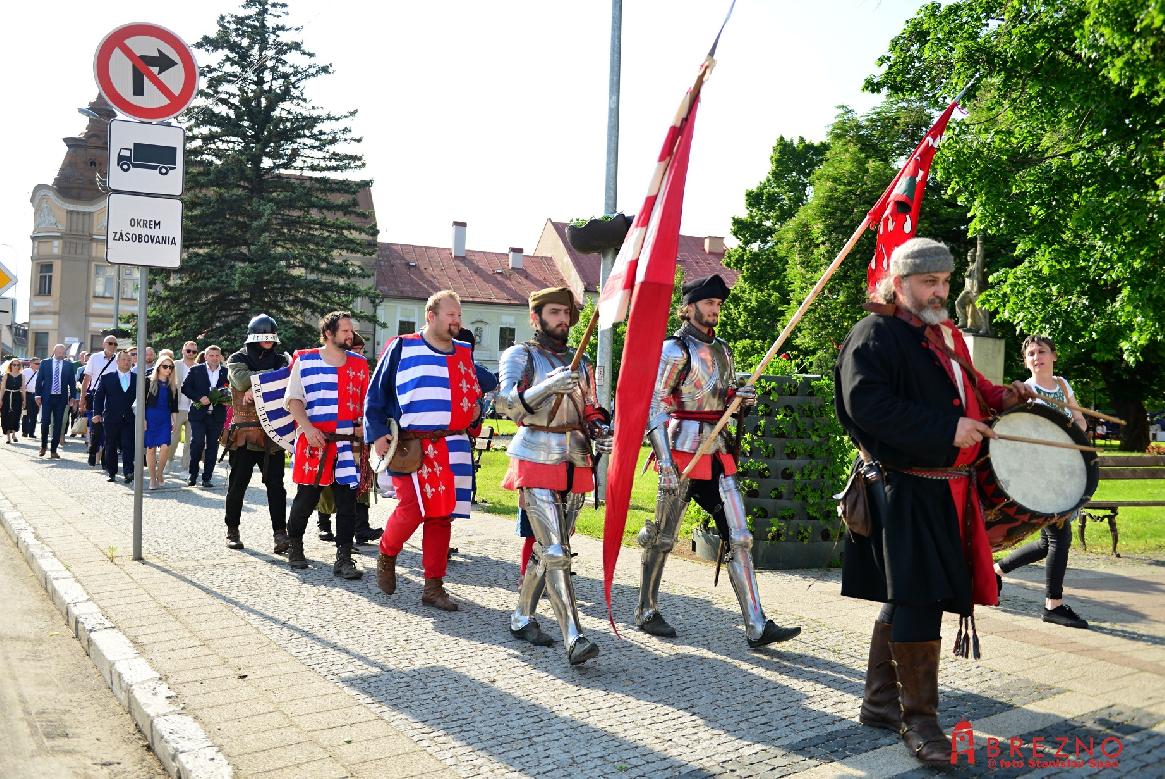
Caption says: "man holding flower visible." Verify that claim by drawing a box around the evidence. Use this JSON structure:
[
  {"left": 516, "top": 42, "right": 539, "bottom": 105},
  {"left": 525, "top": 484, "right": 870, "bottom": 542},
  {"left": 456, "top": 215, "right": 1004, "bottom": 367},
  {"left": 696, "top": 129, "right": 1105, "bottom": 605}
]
[{"left": 181, "top": 344, "right": 230, "bottom": 488}]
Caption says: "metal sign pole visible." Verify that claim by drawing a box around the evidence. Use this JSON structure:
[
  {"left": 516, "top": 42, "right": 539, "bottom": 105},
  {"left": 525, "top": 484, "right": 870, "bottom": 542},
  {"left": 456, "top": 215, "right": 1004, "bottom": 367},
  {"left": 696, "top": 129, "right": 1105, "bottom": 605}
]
[{"left": 132, "top": 267, "right": 147, "bottom": 560}]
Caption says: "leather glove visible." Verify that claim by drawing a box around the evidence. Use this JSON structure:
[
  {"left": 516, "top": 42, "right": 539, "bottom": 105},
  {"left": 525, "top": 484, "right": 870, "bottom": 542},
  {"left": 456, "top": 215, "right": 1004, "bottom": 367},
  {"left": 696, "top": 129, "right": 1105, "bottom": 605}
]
[
  {"left": 522, "top": 366, "right": 580, "bottom": 409},
  {"left": 657, "top": 463, "right": 681, "bottom": 494},
  {"left": 734, "top": 383, "right": 758, "bottom": 407}
]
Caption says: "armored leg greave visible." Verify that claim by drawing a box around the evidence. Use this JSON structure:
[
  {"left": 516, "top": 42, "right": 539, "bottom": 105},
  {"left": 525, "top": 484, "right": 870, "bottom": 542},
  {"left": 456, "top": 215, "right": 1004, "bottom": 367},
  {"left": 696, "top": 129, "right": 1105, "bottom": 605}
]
[
  {"left": 512, "top": 488, "right": 587, "bottom": 655},
  {"left": 720, "top": 475, "right": 768, "bottom": 641},
  {"left": 636, "top": 486, "right": 687, "bottom": 625}
]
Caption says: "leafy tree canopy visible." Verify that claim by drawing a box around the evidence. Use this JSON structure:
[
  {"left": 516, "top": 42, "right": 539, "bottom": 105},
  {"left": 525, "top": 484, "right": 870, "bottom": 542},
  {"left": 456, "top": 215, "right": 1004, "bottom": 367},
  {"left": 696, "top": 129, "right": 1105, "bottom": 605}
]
[
  {"left": 722, "top": 100, "right": 975, "bottom": 374},
  {"left": 866, "top": 0, "right": 1165, "bottom": 446}
]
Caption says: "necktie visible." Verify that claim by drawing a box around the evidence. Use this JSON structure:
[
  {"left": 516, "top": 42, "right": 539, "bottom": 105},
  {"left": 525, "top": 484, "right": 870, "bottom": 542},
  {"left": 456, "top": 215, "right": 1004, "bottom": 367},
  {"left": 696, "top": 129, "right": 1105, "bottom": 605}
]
[{"left": 52, "top": 360, "right": 61, "bottom": 394}]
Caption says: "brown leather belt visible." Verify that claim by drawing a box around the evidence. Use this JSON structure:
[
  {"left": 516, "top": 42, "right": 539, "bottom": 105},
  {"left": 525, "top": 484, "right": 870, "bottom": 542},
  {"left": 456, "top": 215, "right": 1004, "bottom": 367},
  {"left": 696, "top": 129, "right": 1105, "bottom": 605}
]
[
  {"left": 325, "top": 433, "right": 362, "bottom": 443},
  {"left": 523, "top": 423, "right": 584, "bottom": 433},
  {"left": 399, "top": 428, "right": 466, "bottom": 441}
]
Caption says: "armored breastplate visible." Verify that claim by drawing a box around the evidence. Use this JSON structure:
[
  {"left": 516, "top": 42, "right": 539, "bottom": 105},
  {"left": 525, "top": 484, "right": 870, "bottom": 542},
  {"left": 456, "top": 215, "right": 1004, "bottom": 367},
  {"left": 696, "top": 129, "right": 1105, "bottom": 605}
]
[
  {"left": 674, "top": 332, "right": 733, "bottom": 413},
  {"left": 231, "top": 386, "right": 260, "bottom": 424},
  {"left": 497, "top": 341, "right": 595, "bottom": 466}
]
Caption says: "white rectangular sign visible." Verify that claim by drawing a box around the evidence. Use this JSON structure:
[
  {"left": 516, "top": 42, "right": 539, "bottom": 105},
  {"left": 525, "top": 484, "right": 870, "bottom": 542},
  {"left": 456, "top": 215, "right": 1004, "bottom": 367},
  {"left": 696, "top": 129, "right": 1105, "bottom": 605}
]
[
  {"left": 106, "top": 193, "right": 183, "bottom": 268},
  {"left": 107, "top": 119, "right": 185, "bottom": 197}
]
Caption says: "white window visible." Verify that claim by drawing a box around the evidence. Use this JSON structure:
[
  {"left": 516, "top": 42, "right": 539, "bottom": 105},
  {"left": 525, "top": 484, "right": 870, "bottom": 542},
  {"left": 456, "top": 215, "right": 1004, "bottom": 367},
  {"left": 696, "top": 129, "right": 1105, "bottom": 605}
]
[{"left": 94, "top": 265, "right": 115, "bottom": 298}]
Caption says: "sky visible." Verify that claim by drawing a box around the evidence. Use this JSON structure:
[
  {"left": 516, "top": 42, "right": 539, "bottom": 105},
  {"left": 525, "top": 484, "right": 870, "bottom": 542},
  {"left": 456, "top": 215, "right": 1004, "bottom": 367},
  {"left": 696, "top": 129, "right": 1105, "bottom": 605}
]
[{"left": 0, "top": 0, "right": 936, "bottom": 319}]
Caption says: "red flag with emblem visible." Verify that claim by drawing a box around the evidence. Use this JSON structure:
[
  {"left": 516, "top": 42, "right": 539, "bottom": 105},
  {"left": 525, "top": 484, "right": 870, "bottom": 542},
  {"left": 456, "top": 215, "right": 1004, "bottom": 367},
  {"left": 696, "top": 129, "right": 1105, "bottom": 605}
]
[
  {"left": 598, "top": 54, "right": 713, "bottom": 630},
  {"left": 866, "top": 100, "right": 959, "bottom": 292}
]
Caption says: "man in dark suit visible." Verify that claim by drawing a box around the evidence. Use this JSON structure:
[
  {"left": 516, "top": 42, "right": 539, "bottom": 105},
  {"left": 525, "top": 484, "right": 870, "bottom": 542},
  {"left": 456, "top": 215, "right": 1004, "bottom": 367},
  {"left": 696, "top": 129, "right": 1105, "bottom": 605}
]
[
  {"left": 92, "top": 350, "right": 136, "bottom": 483},
  {"left": 182, "top": 344, "right": 229, "bottom": 487},
  {"left": 35, "top": 343, "right": 79, "bottom": 458}
]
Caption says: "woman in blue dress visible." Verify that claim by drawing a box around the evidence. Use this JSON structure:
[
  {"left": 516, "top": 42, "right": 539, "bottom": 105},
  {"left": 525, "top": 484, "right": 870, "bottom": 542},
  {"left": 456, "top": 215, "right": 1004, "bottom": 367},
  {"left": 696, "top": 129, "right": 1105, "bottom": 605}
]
[{"left": 144, "top": 355, "right": 179, "bottom": 489}]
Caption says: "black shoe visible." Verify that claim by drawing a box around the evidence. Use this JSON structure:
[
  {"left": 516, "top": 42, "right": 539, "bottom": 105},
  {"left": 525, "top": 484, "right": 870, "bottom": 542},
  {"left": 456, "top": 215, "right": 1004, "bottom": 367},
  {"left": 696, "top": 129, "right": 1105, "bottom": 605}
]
[
  {"left": 568, "top": 636, "right": 600, "bottom": 666},
  {"left": 318, "top": 528, "right": 336, "bottom": 542},
  {"left": 88, "top": 454, "right": 97, "bottom": 466},
  {"left": 201, "top": 480, "right": 215, "bottom": 489},
  {"left": 747, "top": 619, "right": 802, "bottom": 649},
  {"left": 288, "top": 540, "right": 308, "bottom": 569},
  {"left": 510, "top": 620, "right": 555, "bottom": 647},
  {"left": 123, "top": 475, "right": 133, "bottom": 484},
  {"left": 187, "top": 475, "right": 197, "bottom": 487},
  {"left": 638, "top": 612, "right": 677, "bottom": 638},
  {"left": 333, "top": 546, "right": 363, "bottom": 580},
  {"left": 354, "top": 528, "right": 383, "bottom": 545},
  {"left": 1043, "top": 604, "right": 1088, "bottom": 629},
  {"left": 107, "top": 474, "right": 116, "bottom": 482},
  {"left": 226, "top": 528, "right": 244, "bottom": 550},
  {"left": 273, "top": 531, "right": 291, "bottom": 555}
]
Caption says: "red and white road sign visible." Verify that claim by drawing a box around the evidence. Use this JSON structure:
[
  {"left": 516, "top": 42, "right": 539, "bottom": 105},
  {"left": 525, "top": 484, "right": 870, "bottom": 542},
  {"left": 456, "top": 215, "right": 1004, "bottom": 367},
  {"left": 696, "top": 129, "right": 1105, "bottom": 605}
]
[{"left": 94, "top": 23, "right": 199, "bottom": 121}]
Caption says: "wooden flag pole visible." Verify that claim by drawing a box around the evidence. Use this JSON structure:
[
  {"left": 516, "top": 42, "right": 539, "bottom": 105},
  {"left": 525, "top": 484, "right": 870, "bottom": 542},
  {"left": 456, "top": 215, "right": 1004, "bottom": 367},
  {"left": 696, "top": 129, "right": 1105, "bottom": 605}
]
[
  {"left": 680, "top": 215, "right": 872, "bottom": 477},
  {"left": 547, "top": 308, "right": 601, "bottom": 420}
]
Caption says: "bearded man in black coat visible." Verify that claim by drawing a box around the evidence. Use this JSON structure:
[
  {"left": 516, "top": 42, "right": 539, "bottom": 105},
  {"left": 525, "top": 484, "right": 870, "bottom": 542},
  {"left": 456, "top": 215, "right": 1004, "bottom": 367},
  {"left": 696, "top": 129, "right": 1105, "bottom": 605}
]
[{"left": 834, "top": 237, "right": 1036, "bottom": 767}]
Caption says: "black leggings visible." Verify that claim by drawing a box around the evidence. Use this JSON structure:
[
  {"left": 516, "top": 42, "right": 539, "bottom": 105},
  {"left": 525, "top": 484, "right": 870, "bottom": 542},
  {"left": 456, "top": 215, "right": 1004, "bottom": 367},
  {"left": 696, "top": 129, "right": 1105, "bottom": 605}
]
[
  {"left": 877, "top": 602, "right": 943, "bottom": 642},
  {"left": 997, "top": 519, "right": 1072, "bottom": 600}
]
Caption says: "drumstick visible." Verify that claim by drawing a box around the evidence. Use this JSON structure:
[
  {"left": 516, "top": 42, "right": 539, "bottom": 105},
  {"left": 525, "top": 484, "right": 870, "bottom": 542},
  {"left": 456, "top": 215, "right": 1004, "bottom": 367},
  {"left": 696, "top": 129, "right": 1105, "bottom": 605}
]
[
  {"left": 1030, "top": 395, "right": 1125, "bottom": 425},
  {"left": 994, "top": 433, "right": 1099, "bottom": 453}
]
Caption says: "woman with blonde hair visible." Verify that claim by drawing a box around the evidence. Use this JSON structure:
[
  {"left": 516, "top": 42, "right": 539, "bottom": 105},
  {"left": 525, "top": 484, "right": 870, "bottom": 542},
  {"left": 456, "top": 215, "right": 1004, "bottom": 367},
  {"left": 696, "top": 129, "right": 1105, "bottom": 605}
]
[
  {"left": 1, "top": 358, "right": 25, "bottom": 444},
  {"left": 144, "top": 355, "right": 179, "bottom": 488}
]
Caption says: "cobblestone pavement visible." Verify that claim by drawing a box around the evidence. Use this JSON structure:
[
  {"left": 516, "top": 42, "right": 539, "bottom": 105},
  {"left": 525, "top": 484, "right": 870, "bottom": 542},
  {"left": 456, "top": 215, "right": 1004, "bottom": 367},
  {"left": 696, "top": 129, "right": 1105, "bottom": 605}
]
[{"left": 2, "top": 440, "right": 1164, "bottom": 777}]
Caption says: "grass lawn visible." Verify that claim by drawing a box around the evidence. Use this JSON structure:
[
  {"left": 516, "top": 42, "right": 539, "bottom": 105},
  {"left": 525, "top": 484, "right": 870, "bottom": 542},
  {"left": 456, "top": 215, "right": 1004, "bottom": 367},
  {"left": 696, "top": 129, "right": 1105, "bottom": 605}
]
[
  {"left": 473, "top": 447, "right": 703, "bottom": 545},
  {"left": 479, "top": 418, "right": 518, "bottom": 436},
  {"left": 993, "top": 478, "right": 1165, "bottom": 559}
]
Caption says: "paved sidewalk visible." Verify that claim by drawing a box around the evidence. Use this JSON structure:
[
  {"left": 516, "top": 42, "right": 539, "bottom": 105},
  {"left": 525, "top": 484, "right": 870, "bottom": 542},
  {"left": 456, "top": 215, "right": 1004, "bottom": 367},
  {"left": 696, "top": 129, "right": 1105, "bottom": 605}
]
[{"left": 1, "top": 439, "right": 1163, "bottom": 777}]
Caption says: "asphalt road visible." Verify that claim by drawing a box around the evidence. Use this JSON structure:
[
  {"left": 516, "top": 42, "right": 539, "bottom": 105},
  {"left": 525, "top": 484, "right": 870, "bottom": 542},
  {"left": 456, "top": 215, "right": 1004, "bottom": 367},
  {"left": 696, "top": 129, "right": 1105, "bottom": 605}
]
[{"left": 0, "top": 527, "right": 164, "bottom": 779}]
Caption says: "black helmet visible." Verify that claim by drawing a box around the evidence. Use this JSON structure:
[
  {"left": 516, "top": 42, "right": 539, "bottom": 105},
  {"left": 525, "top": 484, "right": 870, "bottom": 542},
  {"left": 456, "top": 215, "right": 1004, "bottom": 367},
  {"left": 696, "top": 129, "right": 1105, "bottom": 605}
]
[{"left": 246, "top": 314, "right": 280, "bottom": 344}]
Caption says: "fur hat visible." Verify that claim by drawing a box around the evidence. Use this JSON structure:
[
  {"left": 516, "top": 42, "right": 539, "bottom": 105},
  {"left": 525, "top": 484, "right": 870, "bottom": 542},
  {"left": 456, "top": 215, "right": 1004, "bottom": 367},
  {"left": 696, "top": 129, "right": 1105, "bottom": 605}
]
[
  {"left": 529, "top": 287, "right": 580, "bottom": 325},
  {"left": 889, "top": 238, "right": 954, "bottom": 277}
]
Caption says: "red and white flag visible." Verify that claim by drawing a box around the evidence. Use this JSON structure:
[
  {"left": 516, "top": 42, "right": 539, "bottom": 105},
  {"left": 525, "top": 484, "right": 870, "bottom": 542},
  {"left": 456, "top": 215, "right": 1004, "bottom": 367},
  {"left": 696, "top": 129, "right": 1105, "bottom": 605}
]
[
  {"left": 598, "top": 55, "right": 712, "bottom": 628},
  {"left": 866, "top": 100, "right": 959, "bottom": 291}
]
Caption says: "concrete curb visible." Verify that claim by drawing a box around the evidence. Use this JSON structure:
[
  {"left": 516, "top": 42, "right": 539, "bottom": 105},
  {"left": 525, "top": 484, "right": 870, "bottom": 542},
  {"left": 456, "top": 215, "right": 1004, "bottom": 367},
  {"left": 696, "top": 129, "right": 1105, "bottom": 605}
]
[{"left": 0, "top": 499, "right": 232, "bottom": 779}]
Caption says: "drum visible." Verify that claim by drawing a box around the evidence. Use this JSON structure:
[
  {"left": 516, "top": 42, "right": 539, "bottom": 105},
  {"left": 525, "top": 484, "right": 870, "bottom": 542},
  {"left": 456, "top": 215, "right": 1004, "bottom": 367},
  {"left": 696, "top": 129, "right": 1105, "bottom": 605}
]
[{"left": 978, "top": 403, "right": 1100, "bottom": 552}]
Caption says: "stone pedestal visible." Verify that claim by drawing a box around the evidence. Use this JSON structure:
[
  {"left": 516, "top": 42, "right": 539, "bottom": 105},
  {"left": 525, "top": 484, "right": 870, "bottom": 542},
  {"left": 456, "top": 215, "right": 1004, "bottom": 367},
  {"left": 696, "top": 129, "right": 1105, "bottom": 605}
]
[{"left": 963, "top": 332, "right": 1005, "bottom": 385}]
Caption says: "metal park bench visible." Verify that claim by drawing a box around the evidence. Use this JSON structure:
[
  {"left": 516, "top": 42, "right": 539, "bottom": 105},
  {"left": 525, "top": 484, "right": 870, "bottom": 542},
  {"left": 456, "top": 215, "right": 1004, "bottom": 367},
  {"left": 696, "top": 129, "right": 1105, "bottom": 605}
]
[{"left": 1080, "top": 455, "right": 1165, "bottom": 557}]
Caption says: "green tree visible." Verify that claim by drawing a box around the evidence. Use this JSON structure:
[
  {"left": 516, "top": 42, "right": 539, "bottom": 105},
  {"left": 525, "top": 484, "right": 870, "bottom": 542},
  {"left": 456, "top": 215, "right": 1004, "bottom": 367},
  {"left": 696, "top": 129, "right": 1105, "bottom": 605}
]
[
  {"left": 149, "top": 0, "right": 378, "bottom": 352},
  {"left": 867, "top": 0, "right": 1165, "bottom": 449},
  {"left": 723, "top": 100, "right": 976, "bottom": 374}
]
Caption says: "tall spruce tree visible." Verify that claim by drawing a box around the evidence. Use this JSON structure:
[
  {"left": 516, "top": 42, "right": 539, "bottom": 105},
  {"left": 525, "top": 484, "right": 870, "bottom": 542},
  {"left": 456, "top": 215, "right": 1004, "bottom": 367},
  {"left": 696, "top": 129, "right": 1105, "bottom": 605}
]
[{"left": 150, "top": 0, "right": 378, "bottom": 351}]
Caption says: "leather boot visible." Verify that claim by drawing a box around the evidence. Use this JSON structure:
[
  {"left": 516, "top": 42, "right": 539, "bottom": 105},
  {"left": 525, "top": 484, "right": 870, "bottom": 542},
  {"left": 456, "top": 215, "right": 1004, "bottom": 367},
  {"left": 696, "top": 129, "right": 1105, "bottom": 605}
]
[
  {"left": 272, "top": 530, "right": 290, "bottom": 555},
  {"left": 225, "top": 527, "right": 244, "bottom": 550},
  {"left": 333, "top": 545, "right": 363, "bottom": 580},
  {"left": 287, "top": 539, "right": 308, "bottom": 569},
  {"left": 376, "top": 553, "right": 397, "bottom": 595},
  {"left": 890, "top": 640, "right": 951, "bottom": 767},
  {"left": 421, "top": 578, "right": 458, "bottom": 611},
  {"left": 859, "top": 621, "right": 901, "bottom": 731}
]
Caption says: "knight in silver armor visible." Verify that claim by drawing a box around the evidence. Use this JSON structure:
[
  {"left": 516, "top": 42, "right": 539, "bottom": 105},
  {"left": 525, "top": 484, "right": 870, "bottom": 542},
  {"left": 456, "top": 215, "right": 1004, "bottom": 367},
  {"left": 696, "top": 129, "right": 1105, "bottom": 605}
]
[
  {"left": 638, "top": 274, "right": 801, "bottom": 648},
  {"left": 495, "top": 287, "right": 613, "bottom": 666}
]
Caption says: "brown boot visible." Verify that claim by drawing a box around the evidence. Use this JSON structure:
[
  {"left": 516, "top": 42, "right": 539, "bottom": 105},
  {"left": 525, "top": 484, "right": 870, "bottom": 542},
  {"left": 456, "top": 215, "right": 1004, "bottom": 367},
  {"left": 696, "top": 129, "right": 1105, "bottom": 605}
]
[
  {"left": 376, "top": 553, "right": 397, "bottom": 595},
  {"left": 890, "top": 640, "right": 951, "bottom": 767},
  {"left": 421, "top": 578, "right": 458, "bottom": 611},
  {"left": 859, "top": 621, "right": 901, "bottom": 731}
]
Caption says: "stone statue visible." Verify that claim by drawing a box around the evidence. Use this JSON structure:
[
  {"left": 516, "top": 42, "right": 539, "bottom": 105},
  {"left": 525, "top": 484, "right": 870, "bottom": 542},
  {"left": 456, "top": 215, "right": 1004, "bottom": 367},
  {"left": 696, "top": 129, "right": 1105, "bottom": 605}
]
[
  {"left": 35, "top": 198, "right": 60, "bottom": 229},
  {"left": 956, "top": 238, "right": 992, "bottom": 336}
]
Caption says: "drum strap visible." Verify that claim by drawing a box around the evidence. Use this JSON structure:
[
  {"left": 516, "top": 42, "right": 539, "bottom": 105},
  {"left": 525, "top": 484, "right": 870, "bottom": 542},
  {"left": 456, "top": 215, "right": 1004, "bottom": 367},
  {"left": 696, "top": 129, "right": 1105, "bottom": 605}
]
[{"left": 886, "top": 465, "right": 974, "bottom": 480}]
